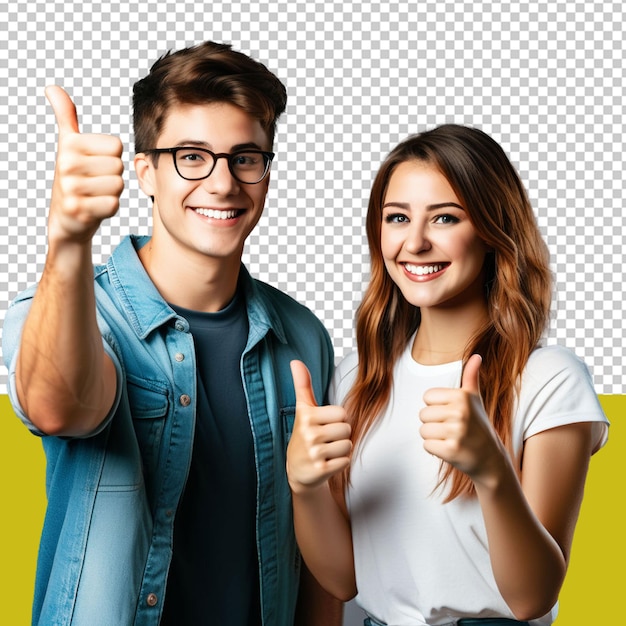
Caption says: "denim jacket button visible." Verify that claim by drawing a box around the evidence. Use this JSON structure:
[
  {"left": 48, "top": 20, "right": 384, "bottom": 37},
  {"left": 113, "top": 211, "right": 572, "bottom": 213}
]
[
  {"left": 174, "top": 320, "right": 186, "bottom": 331},
  {"left": 179, "top": 394, "right": 191, "bottom": 407},
  {"left": 146, "top": 593, "right": 158, "bottom": 607},
  {"left": 174, "top": 352, "right": 185, "bottom": 362}
]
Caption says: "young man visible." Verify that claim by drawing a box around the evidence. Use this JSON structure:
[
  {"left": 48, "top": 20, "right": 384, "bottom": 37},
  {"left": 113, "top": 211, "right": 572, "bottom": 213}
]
[{"left": 3, "top": 42, "right": 341, "bottom": 625}]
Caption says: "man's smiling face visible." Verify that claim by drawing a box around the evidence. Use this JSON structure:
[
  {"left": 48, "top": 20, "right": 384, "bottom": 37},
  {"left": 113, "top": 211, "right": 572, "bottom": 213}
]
[{"left": 136, "top": 101, "right": 271, "bottom": 268}]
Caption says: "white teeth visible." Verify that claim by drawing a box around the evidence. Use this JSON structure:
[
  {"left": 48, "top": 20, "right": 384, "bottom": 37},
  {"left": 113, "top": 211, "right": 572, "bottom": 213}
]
[
  {"left": 405, "top": 263, "right": 446, "bottom": 276},
  {"left": 195, "top": 208, "right": 239, "bottom": 220}
]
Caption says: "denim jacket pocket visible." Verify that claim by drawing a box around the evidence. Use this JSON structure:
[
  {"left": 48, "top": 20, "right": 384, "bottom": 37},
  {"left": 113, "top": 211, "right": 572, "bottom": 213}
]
[
  {"left": 280, "top": 405, "right": 296, "bottom": 442},
  {"left": 127, "top": 374, "right": 170, "bottom": 478}
]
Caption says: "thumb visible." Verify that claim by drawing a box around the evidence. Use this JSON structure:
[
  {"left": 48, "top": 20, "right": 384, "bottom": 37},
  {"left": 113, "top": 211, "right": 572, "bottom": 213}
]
[
  {"left": 290, "top": 360, "right": 318, "bottom": 407},
  {"left": 461, "top": 354, "right": 482, "bottom": 395},
  {"left": 45, "top": 85, "right": 80, "bottom": 135}
]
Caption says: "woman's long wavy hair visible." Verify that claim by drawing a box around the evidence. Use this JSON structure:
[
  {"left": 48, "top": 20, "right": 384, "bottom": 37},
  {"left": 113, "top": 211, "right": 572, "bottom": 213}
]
[{"left": 340, "top": 124, "right": 552, "bottom": 500}]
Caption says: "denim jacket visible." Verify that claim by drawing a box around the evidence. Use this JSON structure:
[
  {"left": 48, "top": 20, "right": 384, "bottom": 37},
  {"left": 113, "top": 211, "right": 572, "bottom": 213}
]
[{"left": 3, "top": 235, "right": 334, "bottom": 626}]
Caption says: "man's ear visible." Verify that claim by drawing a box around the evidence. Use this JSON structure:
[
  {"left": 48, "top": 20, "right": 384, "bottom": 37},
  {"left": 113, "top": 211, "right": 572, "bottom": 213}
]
[{"left": 134, "top": 153, "right": 155, "bottom": 198}]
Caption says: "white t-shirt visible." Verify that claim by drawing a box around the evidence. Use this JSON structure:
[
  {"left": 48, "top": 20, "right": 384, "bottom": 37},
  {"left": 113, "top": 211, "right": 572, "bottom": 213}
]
[{"left": 330, "top": 343, "right": 608, "bottom": 626}]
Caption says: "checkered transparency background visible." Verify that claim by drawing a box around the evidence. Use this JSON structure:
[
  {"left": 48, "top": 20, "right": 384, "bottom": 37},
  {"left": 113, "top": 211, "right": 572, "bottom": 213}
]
[{"left": 0, "top": 2, "right": 624, "bottom": 394}]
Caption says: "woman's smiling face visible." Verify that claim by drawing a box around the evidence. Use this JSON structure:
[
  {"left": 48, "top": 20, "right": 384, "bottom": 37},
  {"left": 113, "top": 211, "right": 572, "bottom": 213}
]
[{"left": 380, "top": 160, "right": 489, "bottom": 312}]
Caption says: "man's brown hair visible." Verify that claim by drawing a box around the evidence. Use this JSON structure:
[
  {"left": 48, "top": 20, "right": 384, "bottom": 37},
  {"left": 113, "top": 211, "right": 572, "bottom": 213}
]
[{"left": 133, "top": 41, "right": 287, "bottom": 153}]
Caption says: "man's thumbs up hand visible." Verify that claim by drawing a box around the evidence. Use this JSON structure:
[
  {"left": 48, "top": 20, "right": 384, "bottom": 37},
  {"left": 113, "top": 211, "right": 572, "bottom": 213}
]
[
  {"left": 291, "top": 358, "right": 320, "bottom": 409},
  {"left": 286, "top": 360, "right": 352, "bottom": 494},
  {"left": 46, "top": 85, "right": 81, "bottom": 135},
  {"left": 46, "top": 86, "right": 125, "bottom": 245}
]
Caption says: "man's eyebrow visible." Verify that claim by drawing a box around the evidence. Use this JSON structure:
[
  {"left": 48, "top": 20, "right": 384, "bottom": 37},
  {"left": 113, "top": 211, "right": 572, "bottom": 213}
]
[
  {"left": 173, "top": 140, "right": 266, "bottom": 151},
  {"left": 382, "top": 201, "right": 465, "bottom": 211},
  {"left": 171, "top": 139, "right": 211, "bottom": 148}
]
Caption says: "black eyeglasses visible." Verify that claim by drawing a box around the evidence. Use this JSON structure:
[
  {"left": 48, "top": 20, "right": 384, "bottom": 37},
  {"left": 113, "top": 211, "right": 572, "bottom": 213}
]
[{"left": 143, "top": 146, "right": 275, "bottom": 184}]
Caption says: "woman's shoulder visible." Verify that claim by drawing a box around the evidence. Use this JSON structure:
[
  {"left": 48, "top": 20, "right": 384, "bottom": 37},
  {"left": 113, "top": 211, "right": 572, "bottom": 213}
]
[
  {"left": 524, "top": 343, "right": 591, "bottom": 378},
  {"left": 329, "top": 351, "right": 359, "bottom": 405},
  {"left": 520, "top": 344, "right": 598, "bottom": 401},
  {"left": 336, "top": 350, "right": 360, "bottom": 376},
  {"left": 518, "top": 343, "right": 607, "bottom": 448}
]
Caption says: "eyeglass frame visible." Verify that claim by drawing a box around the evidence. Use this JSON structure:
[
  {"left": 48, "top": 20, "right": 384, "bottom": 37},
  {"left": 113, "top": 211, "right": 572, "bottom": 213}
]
[{"left": 142, "top": 146, "right": 275, "bottom": 185}]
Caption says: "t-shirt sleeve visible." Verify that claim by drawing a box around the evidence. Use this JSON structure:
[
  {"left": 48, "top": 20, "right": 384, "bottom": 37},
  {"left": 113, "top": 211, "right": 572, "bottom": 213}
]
[{"left": 516, "top": 345, "right": 609, "bottom": 454}]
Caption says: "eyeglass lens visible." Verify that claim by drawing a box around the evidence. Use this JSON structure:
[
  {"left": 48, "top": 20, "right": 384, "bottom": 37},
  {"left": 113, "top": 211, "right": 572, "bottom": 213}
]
[{"left": 174, "top": 148, "right": 270, "bottom": 183}]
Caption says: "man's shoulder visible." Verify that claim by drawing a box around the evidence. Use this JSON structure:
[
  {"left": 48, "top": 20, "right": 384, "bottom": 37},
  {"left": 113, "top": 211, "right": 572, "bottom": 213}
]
[
  {"left": 250, "top": 277, "right": 325, "bottom": 327},
  {"left": 252, "top": 278, "right": 307, "bottom": 309},
  {"left": 248, "top": 276, "right": 332, "bottom": 357}
]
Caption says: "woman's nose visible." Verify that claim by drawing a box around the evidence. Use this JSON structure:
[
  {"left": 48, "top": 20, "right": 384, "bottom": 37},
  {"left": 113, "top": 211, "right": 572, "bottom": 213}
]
[{"left": 404, "top": 221, "right": 432, "bottom": 254}]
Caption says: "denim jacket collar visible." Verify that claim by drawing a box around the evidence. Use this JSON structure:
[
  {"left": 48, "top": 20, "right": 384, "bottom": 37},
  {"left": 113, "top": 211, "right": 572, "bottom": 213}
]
[{"left": 106, "top": 235, "right": 288, "bottom": 346}]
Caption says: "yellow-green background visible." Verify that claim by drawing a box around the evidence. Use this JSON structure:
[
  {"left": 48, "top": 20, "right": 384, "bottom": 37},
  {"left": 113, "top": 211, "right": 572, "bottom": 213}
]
[{"left": 0, "top": 394, "right": 622, "bottom": 624}]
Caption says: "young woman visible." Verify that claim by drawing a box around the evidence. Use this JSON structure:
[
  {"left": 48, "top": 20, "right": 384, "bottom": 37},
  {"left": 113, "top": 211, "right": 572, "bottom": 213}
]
[{"left": 286, "top": 125, "right": 609, "bottom": 626}]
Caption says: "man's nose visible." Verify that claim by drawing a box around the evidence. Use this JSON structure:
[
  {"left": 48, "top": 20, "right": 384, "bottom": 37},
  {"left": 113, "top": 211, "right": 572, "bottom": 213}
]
[{"left": 202, "top": 156, "right": 240, "bottom": 195}]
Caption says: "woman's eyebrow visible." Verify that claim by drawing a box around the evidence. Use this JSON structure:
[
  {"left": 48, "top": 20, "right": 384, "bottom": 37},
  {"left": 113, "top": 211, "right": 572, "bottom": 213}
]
[
  {"left": 382, "top": 201, "right": 465, "bottom": 211},
  {"left": 426, "top": 202, "right": 465, "bottom": 211}
]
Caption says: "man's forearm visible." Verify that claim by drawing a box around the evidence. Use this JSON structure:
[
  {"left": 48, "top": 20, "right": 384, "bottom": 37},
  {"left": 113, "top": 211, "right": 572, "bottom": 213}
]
[{"left": 16, "top": 240, "right": 116, "bottom": 436}]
